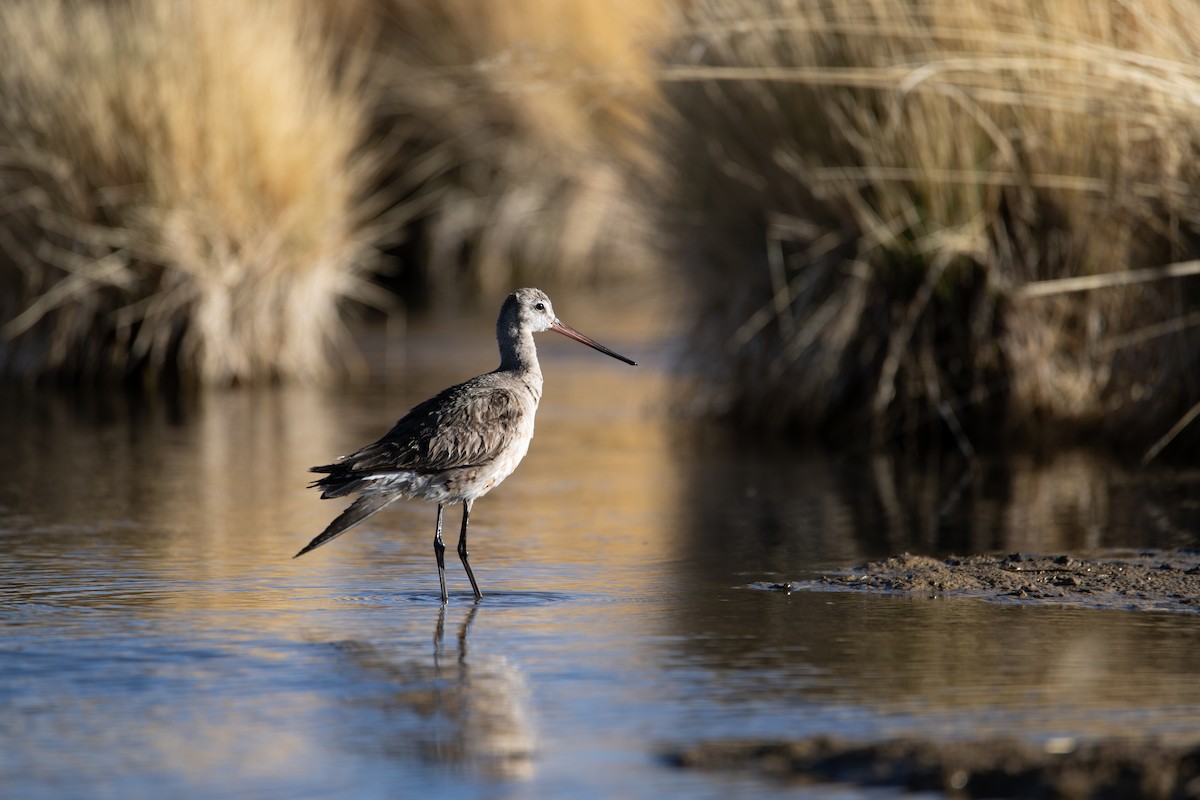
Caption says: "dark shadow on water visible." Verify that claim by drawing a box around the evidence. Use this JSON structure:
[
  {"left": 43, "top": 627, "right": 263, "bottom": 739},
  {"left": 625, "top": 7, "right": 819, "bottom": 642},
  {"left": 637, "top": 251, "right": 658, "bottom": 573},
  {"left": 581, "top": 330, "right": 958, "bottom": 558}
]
[{"left": 675, "top": 428, "right": 1200, "bottom": 579}]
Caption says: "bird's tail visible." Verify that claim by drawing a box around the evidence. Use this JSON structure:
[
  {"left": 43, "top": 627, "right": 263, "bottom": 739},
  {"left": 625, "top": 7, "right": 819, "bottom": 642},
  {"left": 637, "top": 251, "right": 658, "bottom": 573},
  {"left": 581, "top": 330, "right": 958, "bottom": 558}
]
[
  {"left": 307, "top": 464, "right": 364, "bottom": 499},
  {"left": 293, "top": 493, "right": 398, "bottom": 558}
]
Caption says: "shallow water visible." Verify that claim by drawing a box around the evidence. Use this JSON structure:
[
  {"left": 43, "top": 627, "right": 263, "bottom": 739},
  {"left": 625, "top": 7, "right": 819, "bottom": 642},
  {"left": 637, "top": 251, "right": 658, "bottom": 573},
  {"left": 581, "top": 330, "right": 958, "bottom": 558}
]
[{"left": 2, "top": 295, "right": 1199, "bottom": 799}]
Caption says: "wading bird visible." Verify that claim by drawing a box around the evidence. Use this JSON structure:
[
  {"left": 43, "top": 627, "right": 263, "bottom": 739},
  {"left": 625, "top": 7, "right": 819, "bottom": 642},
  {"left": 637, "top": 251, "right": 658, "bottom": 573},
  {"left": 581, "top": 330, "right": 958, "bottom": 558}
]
[{"left": 294, "top": 288, "right": 637, "bottom": 602}]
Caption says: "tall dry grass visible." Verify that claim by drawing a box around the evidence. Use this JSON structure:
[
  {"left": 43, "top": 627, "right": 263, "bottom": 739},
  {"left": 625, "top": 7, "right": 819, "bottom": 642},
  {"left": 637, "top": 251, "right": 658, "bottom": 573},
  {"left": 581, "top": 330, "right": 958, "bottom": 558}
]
[
  {"left": 661, "top": 0, "right": 1200, "bottom": 455},
  {"left": 0, "top": 0, "right": 670, "bottom": 383},
  {"left": 0, "top": 0, "right": 384, "bottom": 384},
  {"left": 355, "top": 0, "right": 669, "bottom": 296}
]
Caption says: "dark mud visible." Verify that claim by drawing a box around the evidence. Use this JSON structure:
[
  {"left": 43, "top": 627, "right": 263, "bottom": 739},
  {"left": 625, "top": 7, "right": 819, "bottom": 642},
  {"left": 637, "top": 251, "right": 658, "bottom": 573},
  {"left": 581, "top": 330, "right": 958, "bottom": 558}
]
[
  {"left": 704, "top": 550, "right": 1200, "bottom": 796},
  {"left": 771, "top": 550, "right": 1200, "bottom": 614},
  {"left": 668, "top": 736, "right": 1200, "bottom": 799}
]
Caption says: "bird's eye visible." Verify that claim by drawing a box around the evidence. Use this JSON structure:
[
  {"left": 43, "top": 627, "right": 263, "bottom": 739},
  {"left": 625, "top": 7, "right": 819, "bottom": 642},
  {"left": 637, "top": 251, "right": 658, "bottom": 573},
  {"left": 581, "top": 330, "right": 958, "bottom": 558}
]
[{"left": 534, "top": 302, "right": 545, "bottom": 311}]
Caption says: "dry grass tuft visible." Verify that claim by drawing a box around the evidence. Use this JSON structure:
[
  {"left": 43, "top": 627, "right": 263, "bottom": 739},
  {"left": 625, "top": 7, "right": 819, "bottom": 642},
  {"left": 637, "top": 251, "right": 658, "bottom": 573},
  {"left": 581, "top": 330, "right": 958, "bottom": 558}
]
[
  {"left": 0, "top": 0, "right": 384, "bottom": 384},
  {"left": 0, "top": 0, "right": 669, "bottom": 384},
  {"left": 356, "top": 0, "right": 670, "bottom": 296},
  {"left": 661, "top": 0, "right": 1200, "bottom": 454}
]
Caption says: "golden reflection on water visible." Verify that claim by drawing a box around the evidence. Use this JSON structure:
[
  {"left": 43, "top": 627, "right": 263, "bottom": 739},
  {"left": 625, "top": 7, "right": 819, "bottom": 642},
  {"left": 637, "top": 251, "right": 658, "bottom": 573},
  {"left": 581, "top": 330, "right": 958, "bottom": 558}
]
[
  {"left": 2, "top": 291, "right": 1200, "bottom": 796},
  {"left": 664, "top": 586, "right": 1200, "bottom": 737}
]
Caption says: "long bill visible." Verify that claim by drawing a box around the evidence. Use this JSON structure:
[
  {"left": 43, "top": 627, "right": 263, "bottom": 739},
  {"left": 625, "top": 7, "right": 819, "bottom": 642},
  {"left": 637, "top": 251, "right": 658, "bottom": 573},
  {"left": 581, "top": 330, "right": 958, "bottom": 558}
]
[{"left": 550, "top": 320, "right": 637, "bottom": 366}]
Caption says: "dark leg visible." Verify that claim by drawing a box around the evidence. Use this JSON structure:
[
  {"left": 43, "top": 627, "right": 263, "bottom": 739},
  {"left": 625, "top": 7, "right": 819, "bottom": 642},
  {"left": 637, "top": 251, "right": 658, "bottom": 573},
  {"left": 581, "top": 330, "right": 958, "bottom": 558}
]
[
  {"left": 457, "top": 499, "right": 482, "bottom": 601},
  {"left": 434, "top": 504, "right": 448, "bottom": 603}
]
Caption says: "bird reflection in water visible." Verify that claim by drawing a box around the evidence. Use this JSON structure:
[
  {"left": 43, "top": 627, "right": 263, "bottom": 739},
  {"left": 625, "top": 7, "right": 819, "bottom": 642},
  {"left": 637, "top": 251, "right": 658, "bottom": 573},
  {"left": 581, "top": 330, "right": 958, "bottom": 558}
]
[
  {"left": 430, "top": 604, "right": 535, "bottom": 779},
  {"left": 330, "top": 606, "right": 535, "bottom": 781}
]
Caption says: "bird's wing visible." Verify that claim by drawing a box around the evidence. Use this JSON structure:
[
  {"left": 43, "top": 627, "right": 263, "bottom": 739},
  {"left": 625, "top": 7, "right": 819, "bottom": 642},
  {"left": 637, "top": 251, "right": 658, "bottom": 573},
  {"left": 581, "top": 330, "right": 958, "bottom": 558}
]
[{"left": 319, "top": 382, "right": 527, "bottom": 476}]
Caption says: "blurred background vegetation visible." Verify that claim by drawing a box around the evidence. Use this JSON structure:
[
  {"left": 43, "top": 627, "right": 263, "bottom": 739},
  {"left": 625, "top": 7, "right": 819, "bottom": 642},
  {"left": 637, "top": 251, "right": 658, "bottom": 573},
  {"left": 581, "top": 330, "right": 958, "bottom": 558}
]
[{"left": 0, "top": 0, "right": 1197, "bottom": 458}]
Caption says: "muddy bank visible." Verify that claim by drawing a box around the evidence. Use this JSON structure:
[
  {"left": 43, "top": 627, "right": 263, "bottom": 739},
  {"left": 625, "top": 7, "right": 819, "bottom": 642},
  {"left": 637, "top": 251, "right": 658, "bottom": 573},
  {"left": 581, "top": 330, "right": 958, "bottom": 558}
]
[
  {"left": 667, "top": 736, "right": 1200, "bottom": 799},
  {"left": 768, "top": 550, "right": 1200, "bottom": 614}
]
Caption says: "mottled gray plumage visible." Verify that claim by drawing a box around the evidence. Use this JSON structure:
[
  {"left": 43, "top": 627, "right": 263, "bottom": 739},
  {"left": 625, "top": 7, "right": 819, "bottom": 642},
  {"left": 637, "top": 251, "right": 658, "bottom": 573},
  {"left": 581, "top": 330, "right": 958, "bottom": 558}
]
[{"left": 294, "top": 288, "right": 636, "bottom": 603}]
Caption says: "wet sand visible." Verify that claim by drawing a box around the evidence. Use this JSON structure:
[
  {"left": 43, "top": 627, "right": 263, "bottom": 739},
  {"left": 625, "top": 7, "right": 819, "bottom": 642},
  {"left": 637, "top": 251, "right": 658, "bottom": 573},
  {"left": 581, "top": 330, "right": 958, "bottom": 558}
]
[
  {"left": 773, "top": 549, "right": 1200, "bottom": 614},
  {"left": 668, "top": 736, "right": 1200, "bottom": 799}
]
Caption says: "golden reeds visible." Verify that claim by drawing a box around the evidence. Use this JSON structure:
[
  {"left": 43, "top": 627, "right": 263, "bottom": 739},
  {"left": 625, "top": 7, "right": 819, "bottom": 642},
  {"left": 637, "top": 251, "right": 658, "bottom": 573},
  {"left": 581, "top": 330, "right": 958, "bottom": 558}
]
[
  {"left": 3, "top": 0, "right": 1198, "bottom": 456},
  {"left": 662, "top": 0, "right": 1200, "bottom": 455},
  {"left": 0, "top": 0, "right": 669, "bottom": 383},
  {"left": 359, "top": 0, "right": 669, "bottom": 296},
  {"left": 0, "top": 0, "right": 383, "bottom": 384}
]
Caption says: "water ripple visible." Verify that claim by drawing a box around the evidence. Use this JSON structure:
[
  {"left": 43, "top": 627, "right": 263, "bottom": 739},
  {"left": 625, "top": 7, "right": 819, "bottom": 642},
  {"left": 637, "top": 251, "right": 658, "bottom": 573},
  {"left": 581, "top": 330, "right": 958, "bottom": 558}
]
[{"left": 329, "top": 589, "right": 574, "bottom": 608}]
